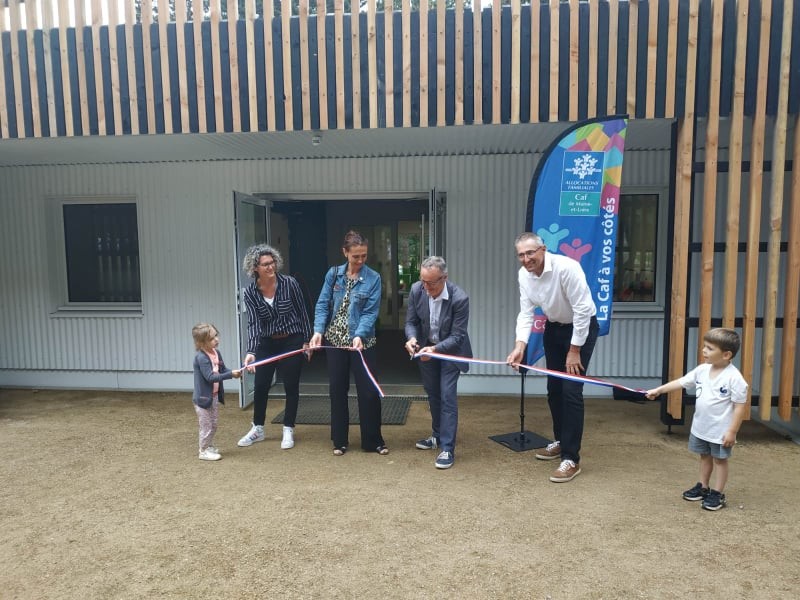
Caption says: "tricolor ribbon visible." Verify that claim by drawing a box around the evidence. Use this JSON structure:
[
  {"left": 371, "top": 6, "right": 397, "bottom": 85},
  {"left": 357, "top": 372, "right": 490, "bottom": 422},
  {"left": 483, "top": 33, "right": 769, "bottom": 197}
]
[
  {"left": 242, "top": 346, "right": 385, "bottom": 398},
  {"left": 411, "top": 350, "right": 648, "bottom": 395}
]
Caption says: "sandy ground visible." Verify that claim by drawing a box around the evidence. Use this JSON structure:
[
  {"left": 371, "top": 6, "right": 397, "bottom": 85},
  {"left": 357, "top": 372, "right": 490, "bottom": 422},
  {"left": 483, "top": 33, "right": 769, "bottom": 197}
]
[{"left": 1, "top": 388, "right": 798, "bottom": 599}]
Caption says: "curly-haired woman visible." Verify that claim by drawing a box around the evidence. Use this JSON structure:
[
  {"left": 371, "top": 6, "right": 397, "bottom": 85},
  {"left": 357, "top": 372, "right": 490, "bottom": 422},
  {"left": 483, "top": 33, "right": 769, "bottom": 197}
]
[{"left": 238, "top": 244, "right": 311, "bottom": 450}]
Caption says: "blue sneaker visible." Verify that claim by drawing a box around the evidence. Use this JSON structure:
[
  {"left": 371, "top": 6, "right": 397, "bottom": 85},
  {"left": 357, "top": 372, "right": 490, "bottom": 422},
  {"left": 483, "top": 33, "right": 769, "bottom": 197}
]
[
  {"left": 701, "top": 489, "right": 727, "bottom": 511},
  {"left": 415, "top": 436, "right": 439, "bottom": 450},
  {"left": 435, "top": 451, "right": 454, "bottom": 469}
]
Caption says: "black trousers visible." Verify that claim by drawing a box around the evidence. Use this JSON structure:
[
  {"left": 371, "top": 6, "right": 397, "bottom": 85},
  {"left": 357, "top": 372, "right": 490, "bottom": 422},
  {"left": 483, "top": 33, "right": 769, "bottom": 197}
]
[
  {"left": 252, "top": 333, "right": 304, "bottom": 427},
  {"left": 542, "top": 317, "right": 599, "bottom": 464},
  {"left": 326, "top": 346, "right": 384, "bottom": 450}
]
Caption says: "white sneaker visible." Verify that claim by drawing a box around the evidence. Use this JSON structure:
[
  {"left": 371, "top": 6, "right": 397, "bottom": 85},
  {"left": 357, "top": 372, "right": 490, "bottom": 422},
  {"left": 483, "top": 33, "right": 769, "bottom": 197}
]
[
  {"left": 281, "top": 426, "right": 295, "bottom": 449},
  {"left": 207, "top": 446, "right": 219, "bottom": 454},
  {"left": 238, "top": 424, "right": 265, "bottom": 447},
  {"left": 198, "top": 448, "right": 222, "bottom": 461}
]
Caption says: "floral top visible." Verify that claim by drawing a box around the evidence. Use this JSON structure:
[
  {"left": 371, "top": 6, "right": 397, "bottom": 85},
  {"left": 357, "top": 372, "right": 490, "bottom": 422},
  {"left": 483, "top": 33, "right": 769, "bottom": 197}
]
[{"left": 325, "top": 277, "right": 377, "bottom": 348}]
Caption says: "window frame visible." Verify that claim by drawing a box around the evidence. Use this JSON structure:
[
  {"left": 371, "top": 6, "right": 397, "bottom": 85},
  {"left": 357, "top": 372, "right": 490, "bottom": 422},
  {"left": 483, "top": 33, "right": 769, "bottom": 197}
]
[
  {"left": 612, "top": 186, "right": 669, "bottom": 314},
  {"left": 49, "top": 196, "right": 143, "bottom": 316}
]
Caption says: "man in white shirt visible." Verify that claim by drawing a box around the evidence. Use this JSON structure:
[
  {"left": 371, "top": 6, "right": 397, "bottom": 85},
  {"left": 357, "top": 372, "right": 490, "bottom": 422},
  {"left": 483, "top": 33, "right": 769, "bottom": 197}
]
[{"left": 506, "top": 232, "right": 599, "bottom": 483}]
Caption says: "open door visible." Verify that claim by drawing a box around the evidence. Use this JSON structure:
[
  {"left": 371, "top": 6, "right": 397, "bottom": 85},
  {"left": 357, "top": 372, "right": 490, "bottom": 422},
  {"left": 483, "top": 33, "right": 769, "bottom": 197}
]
[{"left": 233, "top": 191, "right": 271, "bottom": 408}]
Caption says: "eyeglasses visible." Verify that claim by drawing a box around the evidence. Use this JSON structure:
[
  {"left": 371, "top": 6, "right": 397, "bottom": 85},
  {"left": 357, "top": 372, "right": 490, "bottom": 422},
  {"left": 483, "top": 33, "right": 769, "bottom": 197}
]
[
  {"left": 420, "top": 275, "right": 445, "bottom": 287},
  {"left": 517, "top": 247, "right": 544, "bottom": 260},
  {"left": 258, "top": 261, "right": 276, "bottom": 268}
]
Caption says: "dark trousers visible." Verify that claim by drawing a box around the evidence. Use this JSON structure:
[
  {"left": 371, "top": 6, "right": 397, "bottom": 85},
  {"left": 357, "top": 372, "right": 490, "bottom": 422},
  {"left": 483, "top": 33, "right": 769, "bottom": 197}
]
[
  {"left": 418, "top": 357, "right": 461, "bottom": 453},
  {"left": 252, "top": 333, "right": 304, "bottom": 427},
  {"left": 326, "top": 346, "right": 384, "bottom": 450},
  {"left": 543, "top": 317, "right": 599, "bottom": 464}
]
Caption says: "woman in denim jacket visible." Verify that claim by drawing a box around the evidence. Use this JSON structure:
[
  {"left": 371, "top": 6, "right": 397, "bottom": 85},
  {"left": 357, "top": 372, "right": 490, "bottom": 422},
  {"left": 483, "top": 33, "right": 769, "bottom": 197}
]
[{"left": 309, "top": 231, "right": 388, "bottom": 456}]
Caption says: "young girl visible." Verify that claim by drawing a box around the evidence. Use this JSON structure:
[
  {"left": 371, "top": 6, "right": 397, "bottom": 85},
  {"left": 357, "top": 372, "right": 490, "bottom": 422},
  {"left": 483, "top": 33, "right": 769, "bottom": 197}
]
[{"left": 192, "top": 323, "right": 241, "bottom": 461}]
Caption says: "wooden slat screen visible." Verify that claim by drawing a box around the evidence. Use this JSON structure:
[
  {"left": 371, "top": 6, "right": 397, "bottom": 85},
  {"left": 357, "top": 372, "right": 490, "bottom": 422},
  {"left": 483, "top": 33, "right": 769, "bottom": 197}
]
[{"left": 4, "top": 1, "right": 797, "bottom": 139}]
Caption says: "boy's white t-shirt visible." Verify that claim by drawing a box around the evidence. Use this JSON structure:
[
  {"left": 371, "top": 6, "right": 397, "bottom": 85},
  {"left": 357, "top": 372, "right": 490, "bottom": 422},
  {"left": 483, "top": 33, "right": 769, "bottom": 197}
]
[{"left": 679, "top": 363, "right": 748, "bottom": 444}]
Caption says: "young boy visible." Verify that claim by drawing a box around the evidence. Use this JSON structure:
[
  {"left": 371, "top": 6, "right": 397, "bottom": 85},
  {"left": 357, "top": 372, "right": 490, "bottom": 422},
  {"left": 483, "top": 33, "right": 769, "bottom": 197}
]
[{"left": 645, "top": 328, "right": 748, "bottom": 511}]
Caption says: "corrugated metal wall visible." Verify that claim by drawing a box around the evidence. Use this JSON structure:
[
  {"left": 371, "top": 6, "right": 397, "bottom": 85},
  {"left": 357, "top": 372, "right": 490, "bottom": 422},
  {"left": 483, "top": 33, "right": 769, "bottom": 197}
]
[{"left": 0, "top": 148, "right": 670, "bottom": 393}]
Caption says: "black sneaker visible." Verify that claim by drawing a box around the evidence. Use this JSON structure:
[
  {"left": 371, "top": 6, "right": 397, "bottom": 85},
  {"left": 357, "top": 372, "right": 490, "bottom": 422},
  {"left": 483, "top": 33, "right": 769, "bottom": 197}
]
[
  {"left": 702, "top": 489, "right": 727, "bottom": 511},
  {"left": 682, "top": 482, "right": 710, "bottom": 501}
]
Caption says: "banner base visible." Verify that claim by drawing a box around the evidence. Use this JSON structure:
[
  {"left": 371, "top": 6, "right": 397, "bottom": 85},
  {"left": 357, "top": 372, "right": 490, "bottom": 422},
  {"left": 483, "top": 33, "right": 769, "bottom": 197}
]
[{"left": 489, "top": 430, "right": 552, "bottom": 452}]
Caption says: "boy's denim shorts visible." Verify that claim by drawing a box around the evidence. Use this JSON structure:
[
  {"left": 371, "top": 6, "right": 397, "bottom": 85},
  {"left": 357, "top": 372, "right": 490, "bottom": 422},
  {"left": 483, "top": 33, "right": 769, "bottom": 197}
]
[{"left": 688, "top": 433, "right": 732, "bottom": 459}]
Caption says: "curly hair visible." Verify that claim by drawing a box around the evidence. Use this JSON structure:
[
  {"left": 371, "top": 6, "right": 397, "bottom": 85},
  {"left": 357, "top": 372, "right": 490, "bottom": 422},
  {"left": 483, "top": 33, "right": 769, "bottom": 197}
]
[{"left": 242, "top": 244, "right": 284, "bottom": 279}]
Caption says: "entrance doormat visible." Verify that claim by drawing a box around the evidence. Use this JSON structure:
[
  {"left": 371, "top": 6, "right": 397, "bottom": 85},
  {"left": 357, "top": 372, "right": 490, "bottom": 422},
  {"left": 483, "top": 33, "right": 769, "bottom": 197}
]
[{"left": 271, "top": 395, "right": 421, "bottom": 425}]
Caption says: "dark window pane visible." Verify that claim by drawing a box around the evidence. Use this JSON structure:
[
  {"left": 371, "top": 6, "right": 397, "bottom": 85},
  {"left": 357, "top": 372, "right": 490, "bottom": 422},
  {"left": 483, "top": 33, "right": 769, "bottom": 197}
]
[
  {"left": 614, "top": 194, "right": 658, "bottom": 303},
  {"left": 63, "top": 203, "right": 141, "bottom": 303}
]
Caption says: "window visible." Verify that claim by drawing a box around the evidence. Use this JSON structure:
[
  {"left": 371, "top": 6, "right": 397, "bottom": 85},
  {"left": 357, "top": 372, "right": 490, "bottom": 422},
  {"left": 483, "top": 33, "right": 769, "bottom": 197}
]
[
  {"left": 62, "top": 202, "right": 141, "bottom": 304},
  {"left": 614, "top": 193, "right": 660, "bottom": 303}
]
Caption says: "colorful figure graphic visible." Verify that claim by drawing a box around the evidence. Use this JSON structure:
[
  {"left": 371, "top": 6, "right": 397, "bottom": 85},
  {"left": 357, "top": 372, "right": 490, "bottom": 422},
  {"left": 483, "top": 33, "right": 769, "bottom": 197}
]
[{"left": 559, "top": 238, "right": 592, "bottom": 262}]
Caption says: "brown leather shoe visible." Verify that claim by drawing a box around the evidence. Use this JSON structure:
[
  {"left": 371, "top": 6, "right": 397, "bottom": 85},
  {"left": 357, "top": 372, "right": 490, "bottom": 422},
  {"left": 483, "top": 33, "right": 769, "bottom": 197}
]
[
  {"left": 550, "top": 459, "right": 581, "bottom": 482},
  {"left": 535, "top": 441, "right": 561, "bottom": 461}
]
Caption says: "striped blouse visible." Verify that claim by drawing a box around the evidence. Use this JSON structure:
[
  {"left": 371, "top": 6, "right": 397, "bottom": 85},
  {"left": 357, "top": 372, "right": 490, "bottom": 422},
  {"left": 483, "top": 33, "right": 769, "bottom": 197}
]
[{"left": 242, "top": 274, "right": 312, "bottom": 355}]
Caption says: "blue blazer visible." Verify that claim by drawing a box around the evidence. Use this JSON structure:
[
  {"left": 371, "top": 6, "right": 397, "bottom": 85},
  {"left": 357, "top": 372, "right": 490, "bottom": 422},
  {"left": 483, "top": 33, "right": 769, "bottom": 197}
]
[
  {"left": 404, "top": 280, "right": 472, "bottom": 373},
  {"left": 192, "top": 350, "right": 234, "bottom": 409}
]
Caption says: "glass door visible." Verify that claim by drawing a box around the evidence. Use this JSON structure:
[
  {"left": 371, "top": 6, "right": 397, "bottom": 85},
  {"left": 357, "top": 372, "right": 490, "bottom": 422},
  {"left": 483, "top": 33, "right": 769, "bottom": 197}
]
[{"left": 233, "top": 191, "right": 271, "bottom": 408}]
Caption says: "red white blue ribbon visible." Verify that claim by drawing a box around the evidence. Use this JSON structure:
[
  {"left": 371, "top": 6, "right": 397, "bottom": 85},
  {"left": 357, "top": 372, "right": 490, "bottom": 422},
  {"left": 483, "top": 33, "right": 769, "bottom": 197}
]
[
  {"left": 242, "top": 346, "right": 385, "bottom": 398},
  {"left": 412, "top": 350, "right": 647, "bottom": 395}
]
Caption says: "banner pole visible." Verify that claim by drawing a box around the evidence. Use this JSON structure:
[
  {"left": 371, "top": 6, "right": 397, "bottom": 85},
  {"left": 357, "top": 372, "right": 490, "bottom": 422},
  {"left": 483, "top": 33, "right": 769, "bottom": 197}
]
[{"left": 488, "top": 369, "right": 552, "bottom": 452}]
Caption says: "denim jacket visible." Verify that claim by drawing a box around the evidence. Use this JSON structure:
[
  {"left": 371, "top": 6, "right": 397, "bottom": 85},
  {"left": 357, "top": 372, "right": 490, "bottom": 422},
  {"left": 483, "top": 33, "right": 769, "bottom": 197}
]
[{"left": 314, "top": 263, "right": 382, "bottom": 341}]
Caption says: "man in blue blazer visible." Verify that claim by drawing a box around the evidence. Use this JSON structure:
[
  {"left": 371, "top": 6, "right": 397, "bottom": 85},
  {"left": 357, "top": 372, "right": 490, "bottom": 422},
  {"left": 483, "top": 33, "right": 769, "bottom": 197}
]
[{"left": 404, "top": 256, "right": 472, "bottom": 469}]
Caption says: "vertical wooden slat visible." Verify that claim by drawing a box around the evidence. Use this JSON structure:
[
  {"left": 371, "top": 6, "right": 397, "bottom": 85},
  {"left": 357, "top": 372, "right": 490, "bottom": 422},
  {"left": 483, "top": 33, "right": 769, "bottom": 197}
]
[
  {"left": 454, "top": 0, "right": 464, "bottom": 126},
  {"left": 245, "top": 0, "right": 257, "bottom": 131},
  {"left": 192, "top": 0, "right": 207, "bottom": 133},
  {"left": 473, "top": 0, "right": 482, "bottom": 124},
  {"left": 779, "top": 117, "right": 800, "bottom": 421},
  {"left": 56, "top": 0, "right": 74, "bottom": 136},
  {"left": 491, "top": 0, "right": 500, "bottom": 123},
  {"left": 529, "top": 0, "right": 539, "bottom": 122},
  {"left": 317, "top": 0, "right": 329, "bottom": 130},
  {"left": 368, "top": 0, "right": 378, "bottom": 128},
  {"left": 334, "top": 0, "right": 345, "bottom": 129},
  {"left": 175, "top": 1, "right": 191, "bottom": 133},
  {"left": 24, "top": 0, "right": 41, "bottom": 136},
  {"left": 698, "top": 0, "right": 725, "bottom": 359},
  {"left": 510, "top": 0, "right": 520, "bottom": 124},
  {"left": 9, "top": 0, "right": 27, "bottom": 136},
  {"left": 141, "top": 1, "right": 157, "bottom": 134},
  {"left": 106, "top": 0, "right": 122, "bottom": 134},
  {"left": 419, "top": 0, "right": 428, "bottom": 127},
  {"left": 351, "top": 0, "right": 361, "bottom": 128},
  {"left": 667, "top": 0, "right": 699, "bottom": 421},
  {"left": 759, "top": 0, "right": 793, "bottom": 421},
  {"left": 722, "top": 0, "right": 749, "bottom": 327},
  {"left": 402, "top": 0, "right": 411, "bottom": 127},
  {"left": 41, "top": 0, "right": 59, "bottom": 136},
  {"left": 549, "top": 0, "right": 559, "bottom": 120},
  {"left": 588, "top": 0, "right": 598, "bottom": 117},
  {"left": 299, "top": 0, "right": 310, "bottom": 130},
  {"left": 644, "top": 0, "right": 658, "bottom": 118},
  {"left": 74, "top": 0, "right": 91, "bottom": 134},
  {"left": 283, "top": 0, "right": 297, "bottom": 131},
  {"left": 124, "top": 2, "right": 139, "bottom": 134},
  {"left": 626, "top": 0, "right": 638, "bottom": 117},
  {"left": 226, "top": 0, "right": 240, "bottom": 131},
  {"left": 568, "top": 0, "right": 578, "bottom": 121},
  {"left": 664, "top": 0, "right": 678, "bottom": 117},
  {"left": 157, "top": 0, "right": 172, "bottom": 133},
  {"left": 436, "top": 0, "right": 445, "bottom": 126},
  {"left": 741, "top": 0, "right": 772, "bottom": 416},
  {"left": 0, "top": 4, "right": 10, "bottom": 138},
  {"left": 384, "top": 1, "right": 394, "bottom": 128},
  {"left": 263, "top": 0, "right": 275, "bottom": 131},
  {"left": 210, "top": 0, "right": 224, "bottom": 132},
  {"left": 90, "top": 0, "right": 107, "bottom": 134},
  {"left": 607, "top": 0, "right": 618, "bottom": 115}
]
